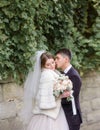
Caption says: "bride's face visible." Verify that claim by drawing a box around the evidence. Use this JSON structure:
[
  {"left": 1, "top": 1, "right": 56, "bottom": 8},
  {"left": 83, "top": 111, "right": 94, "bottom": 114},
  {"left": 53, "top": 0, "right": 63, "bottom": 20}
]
[{"left": 44, "top": 58, "right": 55, "bottom": 70}]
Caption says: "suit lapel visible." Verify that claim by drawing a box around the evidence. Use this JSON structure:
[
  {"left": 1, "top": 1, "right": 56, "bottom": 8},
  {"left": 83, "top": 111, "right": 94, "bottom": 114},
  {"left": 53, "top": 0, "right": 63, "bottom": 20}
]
[{"left": 65, "top": 66, "right": 73, "bottom": 76}]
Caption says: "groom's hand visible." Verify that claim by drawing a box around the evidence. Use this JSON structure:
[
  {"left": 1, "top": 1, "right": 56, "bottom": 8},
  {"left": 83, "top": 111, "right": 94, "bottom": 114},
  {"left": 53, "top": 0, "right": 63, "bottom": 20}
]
[{"left": 60, "top": 90, "right": 70, "bottom": 98}]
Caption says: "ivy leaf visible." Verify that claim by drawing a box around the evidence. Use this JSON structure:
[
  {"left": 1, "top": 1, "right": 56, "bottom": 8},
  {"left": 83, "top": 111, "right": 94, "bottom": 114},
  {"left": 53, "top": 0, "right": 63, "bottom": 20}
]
[{"left": 0, "top": 0, "right": 11, "bottom": 7}]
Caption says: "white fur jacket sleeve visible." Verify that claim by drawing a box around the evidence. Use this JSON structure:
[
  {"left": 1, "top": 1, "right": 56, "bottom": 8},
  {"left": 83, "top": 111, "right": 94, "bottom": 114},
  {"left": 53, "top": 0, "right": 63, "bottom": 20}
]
[{"left": 39, "top": 69, "right": 58, "bottom": 109}]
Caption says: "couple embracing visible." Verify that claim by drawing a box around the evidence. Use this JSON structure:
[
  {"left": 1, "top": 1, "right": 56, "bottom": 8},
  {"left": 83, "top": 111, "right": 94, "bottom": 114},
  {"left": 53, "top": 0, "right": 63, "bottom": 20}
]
[{"left": 21, "top": 48, "right": 82, "bottom": 130}]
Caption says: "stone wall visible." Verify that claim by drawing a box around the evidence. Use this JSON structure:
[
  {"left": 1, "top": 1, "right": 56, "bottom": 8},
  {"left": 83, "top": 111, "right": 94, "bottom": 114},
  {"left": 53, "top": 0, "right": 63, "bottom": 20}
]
[
  {"left": 80, "top": 72, "right": 100, "bottom": 130},
  {"left": 0, "top": 83, "right": 24, "bottom": 130},
  {"left": 0, "top": 72, "right": 100, "bottom": 130}
]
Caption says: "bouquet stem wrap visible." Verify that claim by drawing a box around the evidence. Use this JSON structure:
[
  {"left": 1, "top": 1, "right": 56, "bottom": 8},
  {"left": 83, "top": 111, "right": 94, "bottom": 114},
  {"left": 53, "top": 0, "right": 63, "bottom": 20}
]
[{"left": 71, "top": 94, "right": 77, "bottom": 115}]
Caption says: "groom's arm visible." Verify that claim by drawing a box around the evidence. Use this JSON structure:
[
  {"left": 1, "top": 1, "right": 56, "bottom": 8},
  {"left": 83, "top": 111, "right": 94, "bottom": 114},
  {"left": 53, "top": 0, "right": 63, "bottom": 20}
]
[{"left": 70, "top": 75, "right": 82, "bottom": 98}]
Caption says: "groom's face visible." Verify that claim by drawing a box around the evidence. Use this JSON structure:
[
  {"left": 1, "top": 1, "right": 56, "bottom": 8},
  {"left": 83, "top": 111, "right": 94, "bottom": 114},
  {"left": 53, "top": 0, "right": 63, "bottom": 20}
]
[{"left": 55, "top": 53, "right": 67, "bottom": 71}]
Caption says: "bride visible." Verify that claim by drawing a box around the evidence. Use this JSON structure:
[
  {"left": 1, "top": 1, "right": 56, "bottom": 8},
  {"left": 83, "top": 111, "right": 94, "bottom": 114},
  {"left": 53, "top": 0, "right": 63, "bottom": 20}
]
[{"left": 20, "top": 51, "right": 69, "bottom": 130}]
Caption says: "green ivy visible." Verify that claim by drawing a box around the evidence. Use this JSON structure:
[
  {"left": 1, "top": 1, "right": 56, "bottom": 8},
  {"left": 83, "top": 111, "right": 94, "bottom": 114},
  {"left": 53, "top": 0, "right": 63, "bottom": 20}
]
[
  {"left": 0, "top": 0, "right": 99, "bottom": 83},
  {"left": 0, "top": 0, "right": 47, "bottom": 83}
]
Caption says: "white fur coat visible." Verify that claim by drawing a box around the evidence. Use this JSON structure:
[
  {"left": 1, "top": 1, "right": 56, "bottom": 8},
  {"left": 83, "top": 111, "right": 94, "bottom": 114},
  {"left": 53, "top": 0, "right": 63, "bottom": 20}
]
[{"left": 33, "top": 69, "right": 61, "bottom": 119}]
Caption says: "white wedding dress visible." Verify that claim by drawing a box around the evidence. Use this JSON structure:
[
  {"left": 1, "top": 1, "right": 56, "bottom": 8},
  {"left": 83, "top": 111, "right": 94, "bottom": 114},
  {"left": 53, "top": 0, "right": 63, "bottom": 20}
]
[{"left": 27, "top": 107, "right": 69, "bottom": 130}]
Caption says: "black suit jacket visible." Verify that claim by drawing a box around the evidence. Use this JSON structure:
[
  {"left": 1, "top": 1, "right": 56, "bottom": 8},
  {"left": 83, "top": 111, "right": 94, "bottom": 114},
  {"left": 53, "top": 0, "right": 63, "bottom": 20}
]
[{"left": 61, "top": 66, "right": 82, "bottom": 127}]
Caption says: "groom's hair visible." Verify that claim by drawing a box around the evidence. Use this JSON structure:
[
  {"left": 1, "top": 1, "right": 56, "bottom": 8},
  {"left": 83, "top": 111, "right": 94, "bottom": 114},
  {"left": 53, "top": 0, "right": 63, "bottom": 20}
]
[{"left": 55, "top": 48, "right": 72, "bottom": 60}]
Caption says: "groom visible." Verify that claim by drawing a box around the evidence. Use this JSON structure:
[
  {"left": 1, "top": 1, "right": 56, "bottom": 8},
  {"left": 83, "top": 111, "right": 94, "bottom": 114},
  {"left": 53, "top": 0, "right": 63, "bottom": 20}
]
[{"left": 55, "top": 48, "right": 82, "bottom": 130}]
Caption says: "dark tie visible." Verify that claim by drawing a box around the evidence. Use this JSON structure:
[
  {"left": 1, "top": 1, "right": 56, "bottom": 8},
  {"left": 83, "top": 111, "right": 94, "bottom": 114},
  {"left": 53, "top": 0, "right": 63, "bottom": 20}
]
[{"left": 60, "top": 71, "right": 65, "bottom": 74}]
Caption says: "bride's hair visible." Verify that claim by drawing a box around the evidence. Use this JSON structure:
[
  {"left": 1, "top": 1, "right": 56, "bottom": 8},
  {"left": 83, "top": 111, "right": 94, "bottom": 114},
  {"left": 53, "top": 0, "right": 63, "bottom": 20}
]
[{"left": 40, "top": 52, "right": 55, "bottom": 68}]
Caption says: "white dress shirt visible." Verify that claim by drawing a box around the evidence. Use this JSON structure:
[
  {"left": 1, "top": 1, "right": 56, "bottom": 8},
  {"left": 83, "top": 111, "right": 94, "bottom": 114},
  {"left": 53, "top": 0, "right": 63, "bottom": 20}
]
[{"left": 64, "top": 64, "right": 72, "bottom": 74}]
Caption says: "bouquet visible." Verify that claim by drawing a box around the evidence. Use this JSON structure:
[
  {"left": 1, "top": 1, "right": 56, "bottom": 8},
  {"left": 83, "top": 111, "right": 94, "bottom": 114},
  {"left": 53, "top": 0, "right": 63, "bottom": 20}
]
[{"left": 53, "top": 74, "right": 73, "bottom": 101}]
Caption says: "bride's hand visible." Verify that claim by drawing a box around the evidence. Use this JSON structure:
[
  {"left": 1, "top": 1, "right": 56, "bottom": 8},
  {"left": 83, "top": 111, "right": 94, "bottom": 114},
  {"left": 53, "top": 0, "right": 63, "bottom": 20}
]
[{"left": 60, "top": 90, "right": 70, "bottom": 98}]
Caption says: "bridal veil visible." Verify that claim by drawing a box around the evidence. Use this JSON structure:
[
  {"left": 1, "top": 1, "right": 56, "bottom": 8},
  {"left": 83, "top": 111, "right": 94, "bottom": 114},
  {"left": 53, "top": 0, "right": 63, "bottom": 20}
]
[{"left": 20, "top": 50, "right": 45, "bottom": 124}]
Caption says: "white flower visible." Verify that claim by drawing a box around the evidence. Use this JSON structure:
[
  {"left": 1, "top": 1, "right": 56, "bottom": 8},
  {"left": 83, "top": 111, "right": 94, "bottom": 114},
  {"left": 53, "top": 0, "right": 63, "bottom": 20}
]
[{"left": 53, "top": 74, "right": 73, "bottom": 101}]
